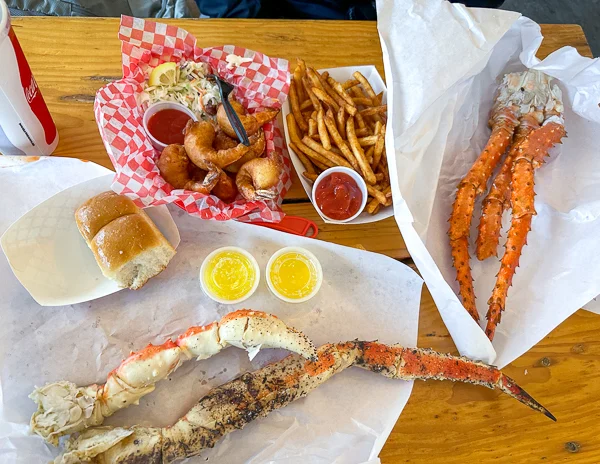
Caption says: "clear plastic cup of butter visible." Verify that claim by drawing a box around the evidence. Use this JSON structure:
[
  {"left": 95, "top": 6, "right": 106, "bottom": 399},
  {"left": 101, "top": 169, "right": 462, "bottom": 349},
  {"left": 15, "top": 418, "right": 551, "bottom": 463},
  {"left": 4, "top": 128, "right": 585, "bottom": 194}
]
[
  {"left": 200, "top": 246, "right": 260, "bottom": 304},
  {"left": 266, "top": 247, "right": 322, "bottom": 303}
]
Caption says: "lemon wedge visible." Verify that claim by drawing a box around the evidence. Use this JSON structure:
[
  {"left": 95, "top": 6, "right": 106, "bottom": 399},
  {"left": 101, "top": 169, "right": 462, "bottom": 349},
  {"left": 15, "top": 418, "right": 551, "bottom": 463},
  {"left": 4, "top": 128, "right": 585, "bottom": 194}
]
[{"left": 148, "top": 62, "right": 178, "bottom": 86}]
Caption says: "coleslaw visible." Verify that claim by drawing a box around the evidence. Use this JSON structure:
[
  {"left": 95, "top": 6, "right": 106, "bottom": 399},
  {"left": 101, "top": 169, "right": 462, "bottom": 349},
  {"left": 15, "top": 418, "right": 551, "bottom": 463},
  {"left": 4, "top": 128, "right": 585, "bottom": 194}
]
[{"left": 141, "top": 61, "right": 221, "bottom": 119}]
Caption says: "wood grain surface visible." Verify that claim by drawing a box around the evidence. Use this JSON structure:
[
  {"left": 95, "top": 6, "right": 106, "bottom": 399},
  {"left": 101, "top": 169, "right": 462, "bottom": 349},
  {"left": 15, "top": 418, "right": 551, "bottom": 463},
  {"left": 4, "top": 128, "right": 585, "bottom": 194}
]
[{"left": 10, "top": 17, "right": 599, "bottom": 463}]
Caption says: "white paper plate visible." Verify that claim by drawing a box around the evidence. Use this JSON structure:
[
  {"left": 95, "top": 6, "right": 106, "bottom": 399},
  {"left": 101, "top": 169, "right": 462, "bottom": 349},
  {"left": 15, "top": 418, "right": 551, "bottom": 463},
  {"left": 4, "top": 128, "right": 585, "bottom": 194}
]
[
  {"left": 0, "top": 175, "right": 180, "bottom": 306},
  {"left": 282, "top": 65, "right": 392, "bottom": 224}
]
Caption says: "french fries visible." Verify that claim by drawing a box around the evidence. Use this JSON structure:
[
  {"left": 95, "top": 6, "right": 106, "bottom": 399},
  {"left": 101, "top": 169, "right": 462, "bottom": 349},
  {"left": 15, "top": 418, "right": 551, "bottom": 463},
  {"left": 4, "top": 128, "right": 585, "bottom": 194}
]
[
  {"left": 287, "top": 63, "right": 391, "bottom": 215},
  {"left": 302, "top": 171, "right": 320, "bottom": 182},
  {"left": 308, "top": 118, "right": 317, "bottom": 137},
  {"left": 317, "top": 108, "right": 331, "bottom": 150},
  {"left": 300, "top": 100, "right": 313, "bottom": 111},
  {"left": 302, "top": 136, "right": 352, "bottom": 169},
  {"left": 312, "top": 87, "right": 340, "bottom": 112},
  {"left": 359, "top": 105, "right": 387, "bottom": 117},
  {"left": 353, "top": 71, "right": 377, "bottom": 100},
  {"left": 347, "top": 117, "right": 377, "bottom": 185},
  {"left": 324, "top": 109, "right": 358, "bottom": 170},
  {"left": 342, "top": 78, "right": 359, "bottom": 90},
  {"left": 336, "top": 106, "right": 347, "bottom": 139},
  {"left": 372, "top": 124, "right": 385, "bottom": 171},
  {"left": 302, "top": 76, "right": 321, "bottom": 112},
  {"left": 289, "top": 141, "right": 315, "bottom": 174},
  {"left": 357, "top": 135, "right": 379, "bottom": 147},
  {"left": 289, "top": 81, "right": 308, "bottom": 132}
]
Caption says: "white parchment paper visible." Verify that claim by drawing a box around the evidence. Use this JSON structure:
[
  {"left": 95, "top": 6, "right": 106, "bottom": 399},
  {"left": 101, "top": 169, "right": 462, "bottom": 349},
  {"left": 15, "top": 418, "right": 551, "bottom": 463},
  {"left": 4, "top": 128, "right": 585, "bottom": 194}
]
[
  {"left": 378, "top": 0, "right": 600, "bottom": 367},
  {"left": 0, "top": 157, "right": 423, "bottom": 463}
]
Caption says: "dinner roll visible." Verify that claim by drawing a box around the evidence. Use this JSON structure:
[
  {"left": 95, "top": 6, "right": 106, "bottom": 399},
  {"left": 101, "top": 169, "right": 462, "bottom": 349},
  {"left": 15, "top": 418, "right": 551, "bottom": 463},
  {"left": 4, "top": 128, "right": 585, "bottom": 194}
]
[
  {"left": 75, "top": 191, "right": 139, "bottom": 242},
  {"left": 75, "top": 191, "right": 175, "bottom": 290}
]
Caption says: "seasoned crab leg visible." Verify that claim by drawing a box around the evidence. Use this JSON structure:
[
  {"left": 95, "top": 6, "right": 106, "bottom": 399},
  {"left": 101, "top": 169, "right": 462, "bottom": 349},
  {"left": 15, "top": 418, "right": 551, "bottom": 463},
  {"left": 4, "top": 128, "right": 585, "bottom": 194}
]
[
  {"left": 486, "top": 120, "right": 566, "bottom": 340},
  {"left": 449, "top": 102, "right": 519, "bottom": 320},
  {"left": 54, "top": 341, "right": 554, "bottom": 464},
  {"left": 476, "top": 114, "right": 541, "bottom": 260},
  {"left": 30, "top": 310, "right": 317, "bottom": 446}
]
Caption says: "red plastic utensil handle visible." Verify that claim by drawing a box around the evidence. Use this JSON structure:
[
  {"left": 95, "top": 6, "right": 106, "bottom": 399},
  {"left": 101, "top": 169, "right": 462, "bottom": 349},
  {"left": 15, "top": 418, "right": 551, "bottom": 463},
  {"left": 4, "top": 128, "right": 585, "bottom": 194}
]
[{"left": 252, "top": 215, "right": 319, "bottom": 238}]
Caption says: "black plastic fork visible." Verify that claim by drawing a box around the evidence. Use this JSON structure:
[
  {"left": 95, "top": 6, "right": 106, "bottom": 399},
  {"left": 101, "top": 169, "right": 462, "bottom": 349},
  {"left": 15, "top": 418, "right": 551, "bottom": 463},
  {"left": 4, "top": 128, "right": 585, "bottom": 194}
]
[{"left": 209, "top": 74, "right": 250, "bottom": 146}]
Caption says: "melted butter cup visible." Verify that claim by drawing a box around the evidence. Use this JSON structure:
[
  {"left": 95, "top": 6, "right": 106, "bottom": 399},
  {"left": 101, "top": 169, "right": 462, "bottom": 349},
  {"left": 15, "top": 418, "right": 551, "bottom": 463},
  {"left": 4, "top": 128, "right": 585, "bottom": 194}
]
[
  {"left": 200, "top": 247, "right": 260, "bottom": 304},
  {"left": 266, "top": 247, "right": 322, "bottom": 303}
]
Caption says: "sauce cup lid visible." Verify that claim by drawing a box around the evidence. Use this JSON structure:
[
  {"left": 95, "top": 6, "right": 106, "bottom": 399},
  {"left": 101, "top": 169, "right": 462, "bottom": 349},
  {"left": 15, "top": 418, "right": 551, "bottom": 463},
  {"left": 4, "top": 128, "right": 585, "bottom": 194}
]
[
  {"left": 142, "top": 101, "right": 197, "bottom": 151},
  {"left": 266, "top": 246, "right": 323, "bottom": 304},
  {"left": 199, "top": 246, "right": 260, "bottom": 305},
  {"left": 311, "top": 166, "right": 368, "bottom": 224}
]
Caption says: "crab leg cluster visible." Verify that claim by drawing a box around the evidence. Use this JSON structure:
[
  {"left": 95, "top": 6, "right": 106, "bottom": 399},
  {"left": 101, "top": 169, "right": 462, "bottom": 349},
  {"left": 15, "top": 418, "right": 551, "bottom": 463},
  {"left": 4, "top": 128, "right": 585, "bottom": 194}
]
[
  {"left": 54, "top": 341, "right": 554, "bottom": 464},
  {"left": 29, "top": 310, "right": 317, "bottom": 445},
  {"left": 449, "top": 70, "right": 565, "bottom": 339}
]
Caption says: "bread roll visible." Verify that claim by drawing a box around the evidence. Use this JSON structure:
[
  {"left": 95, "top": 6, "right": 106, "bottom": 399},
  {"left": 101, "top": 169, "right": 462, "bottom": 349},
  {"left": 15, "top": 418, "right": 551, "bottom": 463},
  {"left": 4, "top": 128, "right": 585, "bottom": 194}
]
[
  {"left": 75, "top": 191, "right": 140, "bottom": 242},
  {"left": 75, "top": 191, "right": 175, "bottom": 290}
]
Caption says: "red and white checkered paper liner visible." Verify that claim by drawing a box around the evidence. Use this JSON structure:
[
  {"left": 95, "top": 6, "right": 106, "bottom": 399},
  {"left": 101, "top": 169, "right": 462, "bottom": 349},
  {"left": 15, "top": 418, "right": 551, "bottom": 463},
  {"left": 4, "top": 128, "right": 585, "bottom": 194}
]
[{"left": 93, "top": 16, "right": 292, "bottom": 223}]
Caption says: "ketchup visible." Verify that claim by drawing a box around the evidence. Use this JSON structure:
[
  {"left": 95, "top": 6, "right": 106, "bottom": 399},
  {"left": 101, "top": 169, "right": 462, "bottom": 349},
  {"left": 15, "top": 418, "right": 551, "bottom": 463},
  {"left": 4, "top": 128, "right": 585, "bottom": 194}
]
[
  {"left": 315, "top": 172, "right": 363, "bottom": 220},
  {"left": 147, "top": 109, "right": 192, "bottom": 145}
]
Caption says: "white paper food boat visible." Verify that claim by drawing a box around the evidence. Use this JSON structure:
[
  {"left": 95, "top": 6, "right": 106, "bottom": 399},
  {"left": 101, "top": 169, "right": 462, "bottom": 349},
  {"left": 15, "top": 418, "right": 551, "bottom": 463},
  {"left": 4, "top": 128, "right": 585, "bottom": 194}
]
[
  {"left": 282, "top": 65, "right": 392, "bottom": 224},
  {"left": 1, "top": 174, "right": 180, "bottom": 306}
]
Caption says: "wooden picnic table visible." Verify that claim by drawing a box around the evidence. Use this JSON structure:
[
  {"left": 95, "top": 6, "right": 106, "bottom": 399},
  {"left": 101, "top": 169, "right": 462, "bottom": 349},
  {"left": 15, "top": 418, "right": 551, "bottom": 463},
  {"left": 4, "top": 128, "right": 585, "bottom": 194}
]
[{"left": 12, "top": 17, "right": 599, "bottom": 463}]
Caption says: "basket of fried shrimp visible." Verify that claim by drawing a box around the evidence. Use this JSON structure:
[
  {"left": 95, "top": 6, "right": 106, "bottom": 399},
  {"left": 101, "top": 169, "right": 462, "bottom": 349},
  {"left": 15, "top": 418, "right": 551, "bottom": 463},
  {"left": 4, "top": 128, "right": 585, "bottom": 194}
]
[
  {"left": 94, "top": 16, "right": 292, "bottom": 223},
  {"left": 282, "top": 59, "right": 392, "bottom": 223}
]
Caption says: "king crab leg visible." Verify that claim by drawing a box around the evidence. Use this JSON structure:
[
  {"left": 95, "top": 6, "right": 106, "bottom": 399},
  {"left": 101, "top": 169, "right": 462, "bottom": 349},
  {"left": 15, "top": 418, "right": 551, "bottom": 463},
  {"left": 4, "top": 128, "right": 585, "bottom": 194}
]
[
  {"left": 54, "top": 341, "right": 554, "bottom": 464},
  {"left": 449, "top": 103, "right": 519, "bottom": 321},
  {"left": 29, "top": 310, "right": 317, "bottom": 446},
  {"left": 486, "top": 120, "right": 566, "bottom": 340},
  {"left": 476, "top": 113, "right": 541, "bottom": 260}
]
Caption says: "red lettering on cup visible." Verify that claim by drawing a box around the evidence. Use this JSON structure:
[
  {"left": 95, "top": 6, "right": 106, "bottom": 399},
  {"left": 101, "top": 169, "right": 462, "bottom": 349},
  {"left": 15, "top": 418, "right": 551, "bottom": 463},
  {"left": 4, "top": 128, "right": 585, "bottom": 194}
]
[{"left": 8, "top": 26, "right": 57, "bottom": 146}]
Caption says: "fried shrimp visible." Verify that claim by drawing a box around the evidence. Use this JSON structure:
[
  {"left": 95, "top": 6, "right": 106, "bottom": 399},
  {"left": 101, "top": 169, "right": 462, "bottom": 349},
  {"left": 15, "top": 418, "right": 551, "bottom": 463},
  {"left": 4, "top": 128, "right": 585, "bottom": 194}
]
[
  {"left": 212, "top": 172, "right": 238, "bottom": 203},
  {"left": 184, "top": 120, "right": 251, "bottom": 170},
  {"left": 235, "top": 157, "right": 282, "bottom": 201},
  {"left": 213, "top": 130, "right": 239, "bottom": 151},
  {"left": 216, "top": 95, "right": 279, "bottom": 139},
  {"left": 157, "top": 144, "right": 219, "bottom": 194},
  {"left": 225, "top": 129, "right": 266, "bottom": 173}
]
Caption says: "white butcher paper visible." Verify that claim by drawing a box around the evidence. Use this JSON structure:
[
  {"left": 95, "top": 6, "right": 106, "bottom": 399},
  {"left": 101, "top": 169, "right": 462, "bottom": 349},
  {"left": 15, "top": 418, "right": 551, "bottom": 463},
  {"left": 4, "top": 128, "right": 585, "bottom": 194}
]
[
  {"left": 0, "top": 157, "right": 423, "bottom": 463},
  {"left": 377, "top": 0, "right": 600, "bottom": 366}
]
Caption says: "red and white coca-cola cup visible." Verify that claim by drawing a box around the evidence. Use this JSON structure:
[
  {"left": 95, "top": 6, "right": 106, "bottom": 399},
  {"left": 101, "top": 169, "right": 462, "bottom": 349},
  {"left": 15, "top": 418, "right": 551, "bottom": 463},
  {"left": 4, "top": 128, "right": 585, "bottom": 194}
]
[{"left": 0, "top": 0, "right": 58, "bottom": 156}]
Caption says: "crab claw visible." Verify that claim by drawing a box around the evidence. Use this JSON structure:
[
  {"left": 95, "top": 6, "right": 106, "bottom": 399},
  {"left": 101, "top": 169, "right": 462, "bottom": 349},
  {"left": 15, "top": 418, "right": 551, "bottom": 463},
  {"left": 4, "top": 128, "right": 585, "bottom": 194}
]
[
  {"left": 498, "top": 373, "right": 556, "bottom": 421},
  {"left": 349, "top": 343, "right": 555, "bottom": 420}
]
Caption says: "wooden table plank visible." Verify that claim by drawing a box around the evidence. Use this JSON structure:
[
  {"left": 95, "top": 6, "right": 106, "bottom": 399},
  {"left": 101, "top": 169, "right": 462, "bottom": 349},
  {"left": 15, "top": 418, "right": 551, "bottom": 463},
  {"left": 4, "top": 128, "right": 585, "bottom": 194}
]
[{"left": 9, "top": 17, "right": 598, "bottom": 463}]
